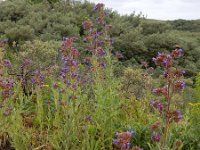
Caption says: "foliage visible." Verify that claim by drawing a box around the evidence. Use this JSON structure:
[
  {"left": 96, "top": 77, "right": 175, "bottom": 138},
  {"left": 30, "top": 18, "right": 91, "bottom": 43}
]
[
  {"left": 0, "top": 1, "right": 199, "bottom": 150},
  {"left": 194, "top": 72, "right": 200, "bottom": 102},
  {"left": 120, "top": 67, "right": 153, "bottom": 99},
  {"left": 0, "top": 0, "right": 200, "bottom": 77}
]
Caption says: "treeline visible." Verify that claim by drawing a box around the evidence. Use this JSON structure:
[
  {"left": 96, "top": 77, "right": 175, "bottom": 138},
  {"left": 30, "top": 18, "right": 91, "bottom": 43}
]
[{"left": 1, "top": 0, "right": 200, "bottom": 77}]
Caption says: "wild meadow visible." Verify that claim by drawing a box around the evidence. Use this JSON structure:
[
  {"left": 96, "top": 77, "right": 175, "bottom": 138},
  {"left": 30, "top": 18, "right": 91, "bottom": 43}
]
[{"left": 0, "top": 1, "right": 200, "bottom": 150}]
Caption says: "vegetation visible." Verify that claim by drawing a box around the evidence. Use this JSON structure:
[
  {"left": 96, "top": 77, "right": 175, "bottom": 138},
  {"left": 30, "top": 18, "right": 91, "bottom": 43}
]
[{"left": 0, "top": 0, "right": 200, "bottom": 150}]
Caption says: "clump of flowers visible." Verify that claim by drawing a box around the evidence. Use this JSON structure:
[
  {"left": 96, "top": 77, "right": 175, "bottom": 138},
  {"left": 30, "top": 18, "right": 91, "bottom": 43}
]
[
  {"left": 31, "top": 70, "right": 45, "bottom": 87},
  {"left": 150, "top": 100, "right": 164, "bottom": 112},
  {"left": 112, "top": 130, "right": 143, "bottom": 150},
  {"left": 3, "top": 59, "right": 12, "bottom": 68},
  {"left": 112, "top": 130, "right": 134, "bottom": 149},
  {"left": 82, "top": 19, "right": 93, "bottom": 30},
  {"left": 151, "top": 132, "right": 161, "bottom": 142},
  {"left": 150, "top": 48, "right": 185, "bottom": 149},
  {"left": 0, "top": 78, "right": 14, "bottom": 116},
  {"left": 0, "top": 79, "right": 14, "bottom": 100},
  {"left": 60, "top": 37, "right": 80, "bottom": 90},
  {"left": 80, "top": 2, "right": 114, "bottom": 88}
]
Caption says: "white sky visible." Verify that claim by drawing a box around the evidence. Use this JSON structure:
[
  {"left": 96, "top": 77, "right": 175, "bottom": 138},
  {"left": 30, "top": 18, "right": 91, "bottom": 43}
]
[{"left": 86, "top": 0, "right": 200, "bottom": 20}]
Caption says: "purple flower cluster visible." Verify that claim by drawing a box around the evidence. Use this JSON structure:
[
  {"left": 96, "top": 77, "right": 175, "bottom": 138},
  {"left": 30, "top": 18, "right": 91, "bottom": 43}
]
[
  {"left": 93, "top": 3, "right": 104, "bottom": 12},
  {"left": 153, "top": 49, "right": 183, "bottom": 67},
  {"left": 21, "top": 58, "right": 32, "bottom": 68},
  {"left": 60, "top": 37, "right": 81, "bottom": 91},
  {"left": 3, "top": 59, "right": 12, "bottom": 68},
  {"left": 171, "top": 110, "right": 183, "bottom": 123},
  {"left": 151, "top": 132, "right": 161, "bottom": 142},
  {"left": 152, "top": 86, "right": 168, "bottom": 97},
  {"left": 150, "top": 122, "right": 161, "bottom": 143},
  {"left": 31, "top": 70, "right": 45, "bottom": 87},
  {"left": 171, "top": 48, "right": 183, "bottom": 58},
  {"left": 112, "top": 130, "right": 134, "bottom": 149},
  {"left": 80, "top": 3, "right": 114, "bottom": 89},
  {"left": 82, "top": 20, "right": 93, "bottom": 30},
  {"left": 0, "top": 79, "right": 14, "bottom": 99},
  {"left": 174, "top": 80, "right": 185, "bottom": 91},
  {"left": 152, "top": 53, "right": 172, "bottom": 67},
  {"left": 96, "top": 47, "right": 106, "bottom": 57},
  {"left": 163, "top": 69, "right": 186, "bottom": 78},
  {"left": 150, "top": 100, "right": 164, "bottom": 112},
  {"left": 150, "top": 47, "right": 185, "bottom": 147}
]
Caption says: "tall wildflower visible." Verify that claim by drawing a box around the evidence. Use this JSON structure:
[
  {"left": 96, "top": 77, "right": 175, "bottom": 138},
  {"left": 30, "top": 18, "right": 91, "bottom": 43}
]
[
  {"left": 151, "top": 48, "right": 185, "bottom": 149},
  {"left": 60, "top": 37, "right": 80, "bottom": 91},
  {"left": 82, "top": 3, "right": 113, "bottom": 81}
]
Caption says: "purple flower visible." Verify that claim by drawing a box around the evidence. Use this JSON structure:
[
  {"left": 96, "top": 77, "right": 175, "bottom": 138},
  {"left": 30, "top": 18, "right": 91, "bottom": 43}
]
[
  {"left": 66, "top": 80, "right": 71, "bottom": 87},
  {"left": 31, "top": 70, "right": 45, "bottom": 86},
  {"left": 171, "top": 48, "right": 183, "bottom": 58},
  {"left": 173, "top": 110, "right": 184, "bottom": 122},
  {"left": 1, "top": 91, "right": 5, "bottom": 95},
  {"left": 71, "top": 72, "right": 80, "bottom": 77},
  {"left": 3, "top": 59, "right": 12, "bottom": 67},
  {"left": 176, "top": 110, "right": 181, "bottom": 115},
  {"left": 182, "top": 70, "right": 186, "bottom": 74},
  {"left": 96, "top": 17, "right": 102, "bottom": 24},
  {"left": 151, "top": 132, "right": 161, "bottom": 142},
  {"left": 21, "top": 58, "right": 32, "bottom": 68},
  {"left": 93, "top": 3, "right": 104, "bottom": 11},
  {"left": 122, "top": 142, "right": 131, "bottom": 149},
  {"left": 174, "top": 80, "right": 185, "bottom": 90},
  {"left": 115, "top": 132, "right": 119, "bottom": 137},
  {"left": 150, "top": 100, "right": 163, "bottom": 112},
  {"left": 162, "top": 60, "right": 168, "bottom": 66},
  {"left": 150, "top": 101, "right": 155, "bottom": 105},
  {"left": 31, "top": 79, "right": 36, "bottom": 84},
  {"left": 60, "top": 73, "right": 66, "bottom": 79},
  {"left": 72, "top": 83, "right": 77, "bottom": 89},
  {"left": 8, "top": 90, "right": 12, "bottom": 95},
  {"left": 157, "top": 52, "right": 161, "bottom": 56},
  {"left": 127, "top": 130, "right": 135, "bottom": 135},
  {"left": 95, "top": 31, "right": 102, "bottom": 38},
  {"left": 181, "top": 80, "right": 185, "bottom": 88},
  {"left": 82, "top": 20, "right": 93, "bottom": 30},
  {"left": 52, "top": 83, "right": 58, "bottom": 89},
  {"left": 61, "top": 68, "right": 69, "bottom": 73},
  {"left": 178, "top": 48, "right": 183, "bottom": 53},
  {"left": 163, "top": 71, "right": 169, "bottom": 78},
  {"left": 71, "top": 60, "right": 77, "bottom": 66},
  {"left": 97, "top": 49, "right": 106, "bottom": 57},
  {"left": 112, "top": 139, "right": 119, "bottom": 144},
  {"left": 3, "top": 111, "right": 11, "bottom": 116}
]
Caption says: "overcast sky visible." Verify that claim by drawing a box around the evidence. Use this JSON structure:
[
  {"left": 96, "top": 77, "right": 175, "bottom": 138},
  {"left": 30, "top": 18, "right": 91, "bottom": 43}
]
[{"left": 87, "top": 0, "right": 200, "bottom": 20}]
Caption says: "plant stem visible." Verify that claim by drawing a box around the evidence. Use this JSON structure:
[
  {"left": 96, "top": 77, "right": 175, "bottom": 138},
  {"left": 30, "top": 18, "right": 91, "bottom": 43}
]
[{"left": 161, "top": 68, "right": 171, "bottom": 150}]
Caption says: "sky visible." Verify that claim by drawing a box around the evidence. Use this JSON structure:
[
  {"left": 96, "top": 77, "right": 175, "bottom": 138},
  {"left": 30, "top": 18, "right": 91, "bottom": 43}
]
[{"left": 86, "top": 0, "right": 200, "bottom": 20}]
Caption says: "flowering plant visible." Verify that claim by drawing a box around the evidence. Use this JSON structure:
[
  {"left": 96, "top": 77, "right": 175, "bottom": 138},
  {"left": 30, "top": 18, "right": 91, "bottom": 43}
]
[{"left": 150, "top": 48, "right": 185, "bottom": 149}]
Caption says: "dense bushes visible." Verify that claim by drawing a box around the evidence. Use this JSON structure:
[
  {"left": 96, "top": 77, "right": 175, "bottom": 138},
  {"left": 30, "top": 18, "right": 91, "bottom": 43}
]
[{"left": 1, "top": 0, "right": 200, "bottom": 78}]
